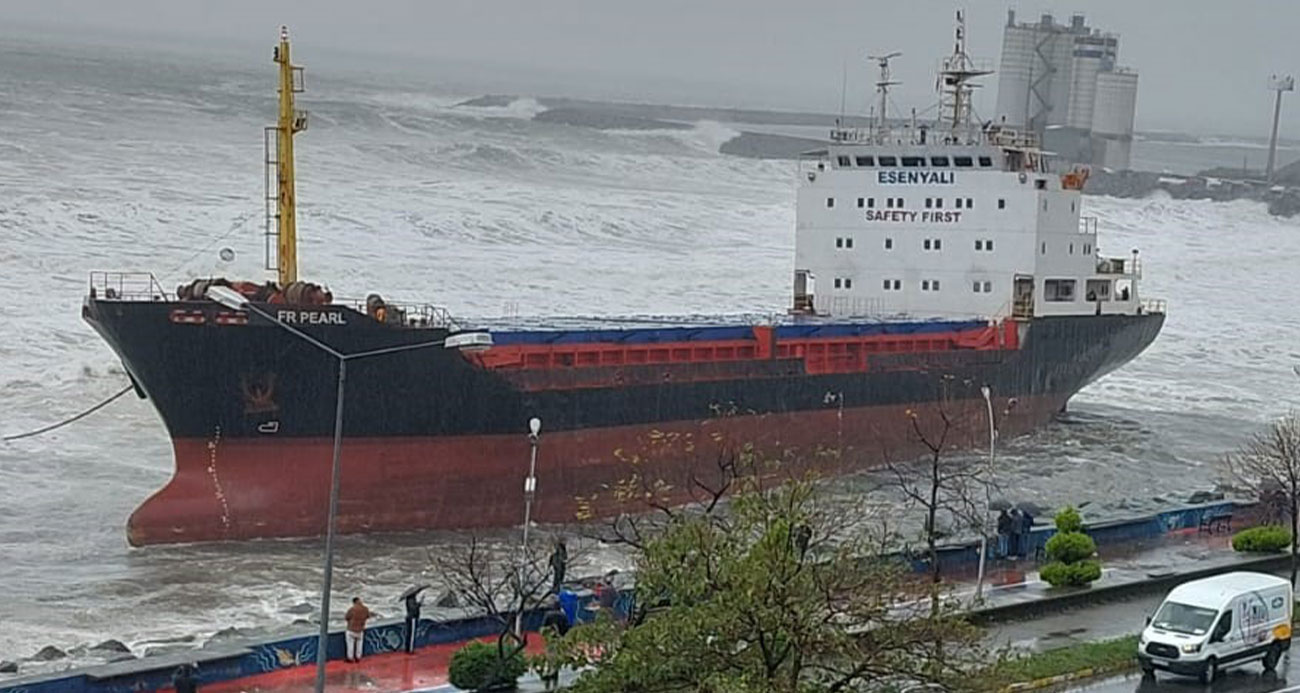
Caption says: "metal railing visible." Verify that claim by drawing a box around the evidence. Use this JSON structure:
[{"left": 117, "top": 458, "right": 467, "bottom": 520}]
[
  {"left": 88, "top": 272, "right": 172, "bottom": 301},
  {"left": 1139, "top": 298, "right": 1167, "bottom": 314},
  {"left": 337, "top": 297, "right": 460, "bottom": 330},
  {"left": 1095, "top": 257, "right": 1141, "bottom": 276}
]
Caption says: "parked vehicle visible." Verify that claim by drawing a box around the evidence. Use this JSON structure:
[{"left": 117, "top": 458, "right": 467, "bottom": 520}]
[{"left": 1138, "top": 572, "right": 1292, "bottom": 682}]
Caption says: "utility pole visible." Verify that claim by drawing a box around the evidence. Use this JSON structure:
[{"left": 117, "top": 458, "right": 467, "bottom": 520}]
[{"left": 1266, "top": 75, "right": 1294, "bottom": 183}]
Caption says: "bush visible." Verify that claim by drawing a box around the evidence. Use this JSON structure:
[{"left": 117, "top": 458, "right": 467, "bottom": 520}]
[
  {"left": 1040, "top": 559, "right": 1102, "bottom": 587},
  {"left": 449, "top": 641, "right": 526, "bottom": 692},
  {"left": 1040, "top": 506, "right": 1101, "bottom": 588},
  {"left": 1045, "top": 531, "right": 1097, "bottom": 564},
  {"left": 1054, "top": 506, "right": 1083, "bottom": 534},
  {"left": 1232, "top": 525, "right": 1292, "bottom": 553}
]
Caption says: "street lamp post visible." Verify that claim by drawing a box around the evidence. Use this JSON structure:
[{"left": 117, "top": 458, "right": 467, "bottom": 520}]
[
  {"left": 973, "top": 385, "right": 996, "bottom": 603},
  {"left": 515, "top": 417, "right": 541, "bottom": 637},
  {"left": 207, "top": 287, "right": 491, "bottom": 693}
]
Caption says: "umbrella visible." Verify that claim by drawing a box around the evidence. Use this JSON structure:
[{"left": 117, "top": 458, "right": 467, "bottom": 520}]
[{"left": 399, "top": 584, "right": 431, "bottom": 601}]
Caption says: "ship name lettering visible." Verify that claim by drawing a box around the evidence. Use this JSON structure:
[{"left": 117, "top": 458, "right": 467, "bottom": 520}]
[
  {"left": 876, "top": 170, "right": 955, "bottom": 185},
  {"left": 277, "top": 310, "right": 347, "bottom": 325}
]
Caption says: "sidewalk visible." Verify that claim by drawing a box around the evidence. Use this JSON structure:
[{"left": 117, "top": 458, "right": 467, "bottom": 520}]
[
  {"left": 182, "top": 637, "right": 550, "bottom": 693},
  {"left": 169, "top": 529, "right": 1269, "bottom": 692}
]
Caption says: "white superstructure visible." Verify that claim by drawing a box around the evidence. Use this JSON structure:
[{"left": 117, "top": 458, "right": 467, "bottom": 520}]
[{"left": 791, "top": 15, "right": 1148, "bottom": 322}]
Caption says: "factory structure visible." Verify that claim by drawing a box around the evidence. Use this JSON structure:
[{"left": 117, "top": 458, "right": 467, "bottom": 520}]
[{"left": 993, "top": 11, "right": 1138, "bottom": 170}]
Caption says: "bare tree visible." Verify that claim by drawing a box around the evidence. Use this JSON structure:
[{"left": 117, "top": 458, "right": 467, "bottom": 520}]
[
  {"left": 429, "top": 532, "right": 589, "bottom": 661},
  {"left": 1222, "top": 412, "right": 1300, "bottom": 586},
  {"left": 880, "top": 383, "right": 988, "bottom": 590}
]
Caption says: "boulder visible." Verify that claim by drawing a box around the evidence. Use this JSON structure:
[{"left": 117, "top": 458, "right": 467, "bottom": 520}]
[
  {"left": 90, "top": 639, "right": 131, "bottom": 654},
  {"left": 31, "top": 646, "right": 66, "bottom": 661}
]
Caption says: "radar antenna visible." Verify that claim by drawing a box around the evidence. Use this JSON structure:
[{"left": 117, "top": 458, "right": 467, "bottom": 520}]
[
  {"left": 869, "top": 51, "right": 901, "bottom": 143},
  {"left": 937, "top": 10, "right": 992, "bottom": 140}
]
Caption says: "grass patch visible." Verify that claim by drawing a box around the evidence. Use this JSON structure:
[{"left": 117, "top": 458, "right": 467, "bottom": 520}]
[{"left": 984, "top": 635, "right": 1138, "bottom": 688}]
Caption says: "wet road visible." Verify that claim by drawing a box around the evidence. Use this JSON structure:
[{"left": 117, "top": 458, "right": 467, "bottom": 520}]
[{"left": 1076, "top": 655, "right": 1300, "bottom": 693}]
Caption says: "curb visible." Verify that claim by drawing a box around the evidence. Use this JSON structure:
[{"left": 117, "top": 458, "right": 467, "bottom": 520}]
[
  {"left": 969, "top": 552, "right": 1292, "bottom": 625},
  {"left": 1000, "top": 661, "right": 1137, "bottom": 693}
]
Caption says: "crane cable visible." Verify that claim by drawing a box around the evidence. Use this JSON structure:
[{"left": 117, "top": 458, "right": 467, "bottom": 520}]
[{"left": 3, "top": 384, "right": 135, "bottom": 442}]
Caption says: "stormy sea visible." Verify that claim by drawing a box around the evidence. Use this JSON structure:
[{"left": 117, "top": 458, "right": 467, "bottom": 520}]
[{"left": 3, "top": 31, "right": 1300, "bottom": 674}]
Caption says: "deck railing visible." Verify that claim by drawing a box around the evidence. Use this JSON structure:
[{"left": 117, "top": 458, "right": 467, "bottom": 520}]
[{"left": 88, "top": 271, "right": 172, "bottom": 301}]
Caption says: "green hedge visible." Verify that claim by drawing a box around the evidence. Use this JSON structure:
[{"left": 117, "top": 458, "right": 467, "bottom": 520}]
[
  {"left": 1045, "top": 531, "right": 1097, "bottom": 565},
  {"left": 1232, "top": 525, "right": 1292, "bottom": 553},
  {"left": 449, "top": 640, "right": 527, "bottom": 692}
]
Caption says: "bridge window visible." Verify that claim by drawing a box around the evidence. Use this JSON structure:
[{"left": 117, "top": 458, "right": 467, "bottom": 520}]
[
  {"left": 901, "top": 156, "right": 926, "bottom": 167},
  {"left": 1045, "top": 278, "right": 1077, "bottom": 302},
  {"left": 836, "top": 238, "right": 843, "bottom": 248},
  {"left": 953, "top": 156, "right": 974, "bottom": 167},
  {"left": 837, "top": 155, "right": 851, "bottom": 167},
  {"left": 846, "top": 237, "right": 854, "bottom": 248},
  {"left": 934, "top": 197, "right": 943, "bottom": 209},
  {"left": 1084, "top": 243, "right": 1092, "bottom": 254},
  {"left": 878, "top": 155, "right": 898, "bottom": 167},
  {"left": 857, "top": 197, "right": 864, "bottom": 208},
  {"left": 883, "top": 279, "right": 901, "bottom": 291},
  {"left": 955, "top": 198, "right": 963, "bottom": 209},
  {"left": 855, "top": 155, "right": 874, "bottom": 167},
  {"left": 867, "top": 197, "right": 875, "bottom": 208},
  {"left": 894, "top": 197, "right": 905, "bottom": 208},
  {"left": 887, "top": 198, "right": 895, "bottom": 209},
  {"left": 930, "top": 156, "right": 950, "bottom": 166},
  {"left": 966, "top": 197, "right": 974, "bottom": 208},
  {"left": 984, "top": 280, "right": 992, "bottom": 292},
  {"left": 978, "top": 156, "right": 994, "bottom": 167},
  {"left": 998, "top": 198, "right": 1006, "bottom": 209},
  {"left": 921, "top": 279, "right": 941, "bottom": 291},
  {"left": 827, "top": 197, "right": 835, "bottom": 208},
  {"left": 923, "top": 238, "right": 942, "bottom": 251},
  {"left": 884, "top": 238, "right": 893, "bottom": 250},
  {"left": 1036, "top": 179, "right": 1048, "bottom": 190},
  {"left": 925, "top": 198, "right": 932, "bottom": 209}
]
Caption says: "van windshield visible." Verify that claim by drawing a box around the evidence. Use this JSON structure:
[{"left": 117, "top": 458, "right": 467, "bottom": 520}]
[{"left": 1152, "top": 601, "right": 1219, "bottom": 635}]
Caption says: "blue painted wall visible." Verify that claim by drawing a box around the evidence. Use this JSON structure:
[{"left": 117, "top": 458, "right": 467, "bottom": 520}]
[{"left": 0, "top": 501, "right": 1241, "bottom": 693}]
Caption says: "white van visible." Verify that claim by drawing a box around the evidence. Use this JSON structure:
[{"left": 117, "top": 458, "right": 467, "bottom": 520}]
[{"left": 1138, "top": 572, "right": 1293, "bottom": 682}]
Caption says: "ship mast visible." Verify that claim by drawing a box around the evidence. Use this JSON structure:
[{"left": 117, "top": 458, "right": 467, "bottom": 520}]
[
  {"left": 267, "top": 26, "right": 308, "bottom": 287},
  {"left": 869, "top": 52, "right": 901, "bottom": 143},
  {"left": 937, "top": 11, "right": 991, "bottom": 142}
]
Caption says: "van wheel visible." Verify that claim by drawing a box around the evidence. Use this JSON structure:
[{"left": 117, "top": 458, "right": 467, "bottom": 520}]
[
  {"left": 1200, "top": 657, "right": 1217, "bottom": 684},
  {"left": 1264, "top": 644, "right": 1282, "bottom": 672},
  {"left": 1140, "top": 663, "right": 1155, "bottom": 678}
]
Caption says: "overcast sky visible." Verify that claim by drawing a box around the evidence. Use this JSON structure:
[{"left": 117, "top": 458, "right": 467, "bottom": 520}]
[{"left": 2, "top": 0, "right": 1296, "bottom": 136}]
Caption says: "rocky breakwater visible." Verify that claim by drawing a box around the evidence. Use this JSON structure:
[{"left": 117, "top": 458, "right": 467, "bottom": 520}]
[{"left": 1087, "top": 168, "right": 1300, "bottom": 218}]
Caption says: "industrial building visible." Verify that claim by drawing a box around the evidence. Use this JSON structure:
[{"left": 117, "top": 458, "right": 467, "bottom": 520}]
[{"left": 993, "top": 11, "right": 1138, "bottom": 170}]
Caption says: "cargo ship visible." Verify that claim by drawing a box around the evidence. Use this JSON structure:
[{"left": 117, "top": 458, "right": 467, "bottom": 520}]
[{"left": 84, "top": 22, "right": 1163, "bottom": 546}]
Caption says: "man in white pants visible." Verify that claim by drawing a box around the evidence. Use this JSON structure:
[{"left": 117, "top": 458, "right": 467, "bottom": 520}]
[{"left": 344, "top": 597, "right": 371, "bottom": 663}]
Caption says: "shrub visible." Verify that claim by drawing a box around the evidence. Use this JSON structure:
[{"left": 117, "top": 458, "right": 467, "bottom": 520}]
[
  {"left": 1040, "top": 506, "right": 1100, "bottom": 588},
  {"left": 1040, "top": 559, "right": 1102, "bottom": 587},
  {"left": 1054, "top": 506, "right": 1083, "bottom": 534},
  {"left": 449, "top": 641, "right": 526, "bottom": 692},
  {"left": 1232, "top": 525, "right": 1292, "bottom": 553},
  {"left": 1045, "top": 530, "right": 1097, "bottom": 564}
]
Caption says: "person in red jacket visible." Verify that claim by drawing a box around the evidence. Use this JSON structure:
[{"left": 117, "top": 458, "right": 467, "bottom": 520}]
[{"left": 344, "top": 597, "right": 371, "bottom": 663}]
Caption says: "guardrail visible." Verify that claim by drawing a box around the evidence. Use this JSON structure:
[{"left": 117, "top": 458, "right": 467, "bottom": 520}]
[
  {"left": 336, "top": 297, "right": 460, "bottom": 330},
  {"left": 87, "top": 272, "right": 171, "bottom": 301}
]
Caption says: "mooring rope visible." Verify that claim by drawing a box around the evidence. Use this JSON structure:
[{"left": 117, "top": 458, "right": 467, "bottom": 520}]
[{"left": 2, "top": 384, "right": 134, "bottom": 442}]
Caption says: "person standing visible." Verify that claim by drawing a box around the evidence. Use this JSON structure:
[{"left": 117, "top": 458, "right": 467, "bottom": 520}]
[
  {"left": 549, "top": 540, "right": 568, "bottom": 595},
  {"left": 344, "top": 597, "right": 371, "bottom": 663},
  {"left": 1007, "top": 508, "right": 1024, "bottom": 558},
  {"left": 995, "top": 509, "right": 1012, "bottom": 559},
  {"left": 403, "top": 591, "right": 423, "bottom": 654},
  {"left": 1020, "top": 508, "right": 1036, "bottom": 559}
]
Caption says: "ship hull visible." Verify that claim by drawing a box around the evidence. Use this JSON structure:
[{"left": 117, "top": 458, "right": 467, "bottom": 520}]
[{"left": 84, "top": 298, "right": 1164, "bottom": 545}]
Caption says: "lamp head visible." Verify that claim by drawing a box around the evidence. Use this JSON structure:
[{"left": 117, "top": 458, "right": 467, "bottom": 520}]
[
  {"left": 979, "top": 385, "right": 991, "bottom": 399},
  {"left": 529, "top": 417, "right": 542, "bottom": 437},
  {"left": 206, "top": 285, "right": 248, "bottom": 311}
]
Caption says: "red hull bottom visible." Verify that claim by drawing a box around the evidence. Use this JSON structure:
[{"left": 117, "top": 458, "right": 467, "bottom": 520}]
[{"left": 128, "top": 395, "right": 1064, "bottom": 545}]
